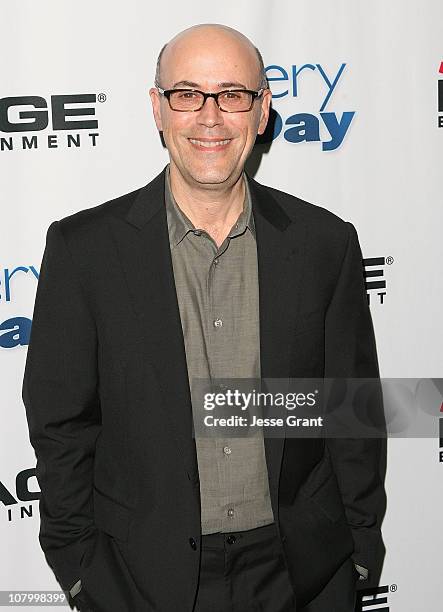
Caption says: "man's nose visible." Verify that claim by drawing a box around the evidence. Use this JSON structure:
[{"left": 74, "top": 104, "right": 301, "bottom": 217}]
[{"left": 196, "top": 96, "right": 224, "bottom": 128}]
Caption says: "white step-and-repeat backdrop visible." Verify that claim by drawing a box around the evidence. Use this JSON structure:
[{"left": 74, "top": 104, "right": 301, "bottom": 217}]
[{"left": 1, "top": 1, "right": 442, "bottom": 610}]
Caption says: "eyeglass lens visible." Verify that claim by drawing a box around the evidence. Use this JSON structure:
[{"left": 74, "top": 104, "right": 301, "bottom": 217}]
[{"left": 169, "top": 90, "right": 253, "bottom": 111}]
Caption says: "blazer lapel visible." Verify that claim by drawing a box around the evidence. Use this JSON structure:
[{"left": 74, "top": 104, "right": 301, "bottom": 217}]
[
  {"left": 248, "top": 175, "right": 308, "bottom": 509},
  {"left": 109, "top": 169, "right": 199, "bottom": 485}
]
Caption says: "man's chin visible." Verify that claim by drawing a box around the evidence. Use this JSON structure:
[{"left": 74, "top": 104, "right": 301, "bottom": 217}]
[{"left": 185, "top": 167, "right": 241, "bottom": 188}]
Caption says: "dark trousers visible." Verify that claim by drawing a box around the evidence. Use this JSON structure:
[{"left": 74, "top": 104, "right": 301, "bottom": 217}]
[
  {"left": 192, "top": 523, "right": 295, "bottom": 612},
  {"left": 192, "top": 523, "right": 358, "bottom": 612}
]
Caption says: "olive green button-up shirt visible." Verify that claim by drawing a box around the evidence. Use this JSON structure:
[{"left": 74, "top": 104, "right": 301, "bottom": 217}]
[{"left": 164, "top": 167, "right": 274, "bottom": 534}]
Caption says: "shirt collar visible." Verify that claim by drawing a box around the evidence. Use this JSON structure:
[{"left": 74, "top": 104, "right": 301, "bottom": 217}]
[{"left": 164, "top": 165, "right": 256, "bottom": 249}]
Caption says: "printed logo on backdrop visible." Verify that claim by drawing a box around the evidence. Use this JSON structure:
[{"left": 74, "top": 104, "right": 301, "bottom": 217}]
[
  {"left": 0, "top": 93, "right": 106, "bottom": 152},
  {"left": 363, "top": 256, "right": 394, "bottom": 305},
  {"left": 0, "top": 265, "right": 39, "bottom": 348},
  {"left": 437, "top": 61, "right": 443, "bottom": 128},
  {"left": 0, "top": 468, "right": 40, "bottom": 523},
  {"left": 261, "top": 63, "right": 354, "bottom": 151},
  {"left": 356, "top": 583, "right": 397, "bottom": 611}
]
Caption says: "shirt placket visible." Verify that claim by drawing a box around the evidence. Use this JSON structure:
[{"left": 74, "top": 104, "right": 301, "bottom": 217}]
[{"left": 205, "top": 234, "right": 237, "bottom": 531}]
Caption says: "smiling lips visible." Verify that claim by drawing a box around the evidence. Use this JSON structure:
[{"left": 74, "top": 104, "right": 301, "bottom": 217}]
[{"left": 188, "top": 137, "right": 232, "bottom": 150}]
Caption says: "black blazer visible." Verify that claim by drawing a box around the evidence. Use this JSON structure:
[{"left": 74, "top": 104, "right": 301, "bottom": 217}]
[{"left": 23, "top": 167, "right": 386, "bottom": 611}]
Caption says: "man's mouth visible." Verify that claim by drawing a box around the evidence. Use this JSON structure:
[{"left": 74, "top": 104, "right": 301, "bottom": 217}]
[{"left": 188, "top": 138, "right": 232, "bottom": 149}]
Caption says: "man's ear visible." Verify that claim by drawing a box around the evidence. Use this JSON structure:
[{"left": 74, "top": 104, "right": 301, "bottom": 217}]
[
  {"left": 149, "top": 88, "right": 163, "bottom": 132},
  {"left": 257, "top": 89, "right": 272, "bottom": 136}
]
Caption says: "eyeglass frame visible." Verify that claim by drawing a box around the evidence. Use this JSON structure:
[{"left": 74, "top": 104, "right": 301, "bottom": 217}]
[{"left": 156, "top": 86, "right": 265, "bottom": 113}]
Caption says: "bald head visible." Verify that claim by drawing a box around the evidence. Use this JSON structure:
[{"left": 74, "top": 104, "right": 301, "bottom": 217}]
[
  {"left": 149, "top": 23, "right": 272, "bottom": 192},
  {"left": 154, "top": 24, "right": 268, "bottom": 90}
]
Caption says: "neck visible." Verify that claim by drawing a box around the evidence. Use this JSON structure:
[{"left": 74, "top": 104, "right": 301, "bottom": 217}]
[{"left": 168, "top": 164, "right": 246, "bottom": 233}]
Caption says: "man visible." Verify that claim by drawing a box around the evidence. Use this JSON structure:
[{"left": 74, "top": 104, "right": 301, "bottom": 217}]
[{"left": 23, "top": 24, "right": 386, "bottom": 612}]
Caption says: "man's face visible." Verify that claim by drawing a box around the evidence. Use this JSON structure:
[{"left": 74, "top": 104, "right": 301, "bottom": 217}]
[{"left": 149, "top": 28, "right": 271, "bottom": 189}]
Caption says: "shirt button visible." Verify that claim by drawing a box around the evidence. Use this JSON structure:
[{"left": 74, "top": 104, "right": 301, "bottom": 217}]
[
  {"left": 189, "top": 537, "right": 197, "bottom": 550},
  {"left": 223, "top": 446, "right": 232, "bottom": 455},
  {"left": 213, "top": 258, "right": 219, "bottom": 265},
  {"left": 227, "top": 508, "right": 234, "bottom": 518},
  {"left": 193, "top": 229, "right": 202, "bottom": 236},
  {"left": 213, "top": 318, "right": 223, "bottom": 328}
]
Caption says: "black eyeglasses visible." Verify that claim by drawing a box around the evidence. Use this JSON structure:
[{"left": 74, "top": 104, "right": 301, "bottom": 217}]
[{"left": 157, "top": 87, "right": 264, "bottom": 112}]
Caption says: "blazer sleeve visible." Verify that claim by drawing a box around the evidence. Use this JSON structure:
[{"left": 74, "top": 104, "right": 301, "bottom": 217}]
[
  {"left": 324, "top": 221, "right": 386, "bottom": 582},
  {"left": 22, "top": 220, "right": 101, "bottom": 592}
]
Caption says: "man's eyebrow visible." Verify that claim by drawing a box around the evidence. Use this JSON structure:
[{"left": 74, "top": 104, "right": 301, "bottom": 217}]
[
  {"left": 171, "top": 80, "right": 200, "bottom": 89},
  {"left": 218, "top": 81, "right": 247, "bottom": 89},
  {"left": 170, "top": 80, "right": 248, "bottom": 90}
]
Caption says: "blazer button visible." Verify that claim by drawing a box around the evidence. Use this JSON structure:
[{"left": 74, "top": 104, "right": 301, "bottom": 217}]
[{"left": 189, "top": 537, "right": 197, "bottom": 551}]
